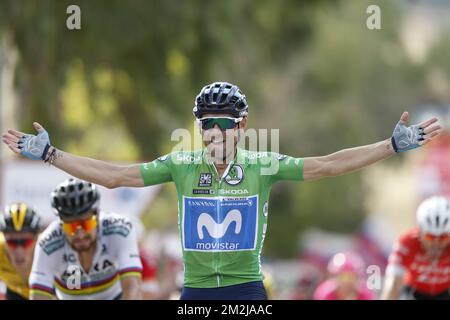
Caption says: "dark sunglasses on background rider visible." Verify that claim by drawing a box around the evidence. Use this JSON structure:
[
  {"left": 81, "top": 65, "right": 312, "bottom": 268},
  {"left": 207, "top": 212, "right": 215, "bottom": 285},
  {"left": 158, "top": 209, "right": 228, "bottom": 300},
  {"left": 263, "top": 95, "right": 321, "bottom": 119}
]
[{"left": 5, "top": 237, "right": 35, "bottom": 249}]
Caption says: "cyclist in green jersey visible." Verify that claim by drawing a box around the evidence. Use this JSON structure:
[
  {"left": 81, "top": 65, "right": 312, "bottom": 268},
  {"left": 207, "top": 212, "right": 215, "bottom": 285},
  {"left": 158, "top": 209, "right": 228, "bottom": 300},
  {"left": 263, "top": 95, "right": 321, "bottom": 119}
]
[{"left": 2, "top": 82, "right": 442, "bottom": 299}]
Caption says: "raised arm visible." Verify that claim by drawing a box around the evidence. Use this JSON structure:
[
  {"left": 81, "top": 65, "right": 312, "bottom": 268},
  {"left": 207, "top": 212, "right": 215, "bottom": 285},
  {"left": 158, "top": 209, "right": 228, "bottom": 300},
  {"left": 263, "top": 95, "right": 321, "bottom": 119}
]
[
  {"left": 2, "top": 122, "right": 144, "bottom": 188},
  {"left": 302, "top": 112, "right": 441, "bottom": 181}
]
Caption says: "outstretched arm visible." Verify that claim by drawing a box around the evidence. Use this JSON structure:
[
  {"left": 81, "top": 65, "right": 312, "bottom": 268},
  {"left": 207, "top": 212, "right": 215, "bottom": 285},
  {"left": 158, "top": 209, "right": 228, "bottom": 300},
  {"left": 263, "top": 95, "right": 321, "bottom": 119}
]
[
  {"left": 302, "top": 112, "right": 441, "bottom": 181},
  {"left": 2, "top": 122, "right": 144, "bottom": 188}
]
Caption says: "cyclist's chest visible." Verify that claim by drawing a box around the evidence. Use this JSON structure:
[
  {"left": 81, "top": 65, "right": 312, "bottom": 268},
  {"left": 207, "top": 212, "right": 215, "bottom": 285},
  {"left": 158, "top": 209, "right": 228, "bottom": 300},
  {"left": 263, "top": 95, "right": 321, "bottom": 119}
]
[
  {"left": 408, "top": 251, "right": 450, "bottom": 281},
  {"left": 57, "top": 242, "right": 118, "bottom": 282},
  {"left": 181, "top": 164, "right": 262, "bottom": 197},
  {"left": 179, "top": 164, "right": 268, "bottom": 253}
]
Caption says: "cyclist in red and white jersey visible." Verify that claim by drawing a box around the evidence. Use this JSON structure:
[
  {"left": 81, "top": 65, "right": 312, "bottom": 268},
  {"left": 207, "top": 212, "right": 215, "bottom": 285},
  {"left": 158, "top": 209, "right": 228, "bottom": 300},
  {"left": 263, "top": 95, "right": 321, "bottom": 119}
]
[{"left": 382, "top": 196, "right": 450, "bottom": 300}]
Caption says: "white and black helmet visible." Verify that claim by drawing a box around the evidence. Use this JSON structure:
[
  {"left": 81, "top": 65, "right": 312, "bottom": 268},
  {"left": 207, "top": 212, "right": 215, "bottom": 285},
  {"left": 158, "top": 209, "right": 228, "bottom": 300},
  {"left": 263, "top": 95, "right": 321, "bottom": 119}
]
[
  {"left": 416, "top": 196, "right": 450, "bottom": 235},
  {"left": 50, "top": 178, "right": 100, "bottom": 219}
]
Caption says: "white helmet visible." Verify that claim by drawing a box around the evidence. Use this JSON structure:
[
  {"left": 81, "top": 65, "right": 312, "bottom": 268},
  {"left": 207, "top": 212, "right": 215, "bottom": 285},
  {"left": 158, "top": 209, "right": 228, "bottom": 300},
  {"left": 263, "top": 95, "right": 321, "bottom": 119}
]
[{"left": 416, "top": 196, "right": 450, "bottom": 235}]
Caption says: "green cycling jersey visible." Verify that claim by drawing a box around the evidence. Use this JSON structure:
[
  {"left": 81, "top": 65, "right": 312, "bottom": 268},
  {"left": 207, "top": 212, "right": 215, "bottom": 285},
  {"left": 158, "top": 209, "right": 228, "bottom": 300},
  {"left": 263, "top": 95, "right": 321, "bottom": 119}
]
[{"left": 140, "top": 147, "right": 304, "bottom": 288}]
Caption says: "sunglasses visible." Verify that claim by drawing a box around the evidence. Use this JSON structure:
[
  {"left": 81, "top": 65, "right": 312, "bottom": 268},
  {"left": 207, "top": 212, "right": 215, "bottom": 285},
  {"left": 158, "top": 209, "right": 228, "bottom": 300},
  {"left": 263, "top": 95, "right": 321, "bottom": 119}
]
[
  {"left": 62, "top": 215, "right": 97, "bottom": 236},
  {"left": 5, "top": 238, "right": 35, "bottom": 249},
  {"left": 423, "top": 233, "right": 450, "bottom": 243},
  {"left": 198, "top": 117, "right": 242, "bottom": 131}
]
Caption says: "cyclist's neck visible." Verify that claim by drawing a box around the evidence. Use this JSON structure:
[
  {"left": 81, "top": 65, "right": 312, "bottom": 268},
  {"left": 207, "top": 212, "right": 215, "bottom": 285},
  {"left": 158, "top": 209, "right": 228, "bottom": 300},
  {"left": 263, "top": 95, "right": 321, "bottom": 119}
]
[
  {"left": 422, "top": 244, "right": 447, "bottom": 260},
  {"left": 8, "top": 252, "right": 33, "bottom": 283},
  {"left": 214, "top": 163, "right": 229, "bottom": 179},
  {"left": 76, "top": 242, "right": 97, "bottom": 273},
  {"left": 213, "top": 146, "right": 237, "bottom": 177}
]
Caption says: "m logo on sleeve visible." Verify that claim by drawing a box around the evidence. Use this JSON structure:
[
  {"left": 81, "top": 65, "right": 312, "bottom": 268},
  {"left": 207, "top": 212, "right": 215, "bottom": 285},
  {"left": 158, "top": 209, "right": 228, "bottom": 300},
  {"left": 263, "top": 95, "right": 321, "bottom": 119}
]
[{"left": 182, "top": 196, "right": 258, "bottom": 252}]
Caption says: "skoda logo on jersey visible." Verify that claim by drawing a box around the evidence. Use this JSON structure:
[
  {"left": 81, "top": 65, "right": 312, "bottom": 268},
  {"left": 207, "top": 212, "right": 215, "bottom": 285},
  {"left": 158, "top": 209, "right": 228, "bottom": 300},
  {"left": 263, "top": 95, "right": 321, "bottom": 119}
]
[
  {"left": 183, "top": 196, "right": 258, "bottom": 252},
  {"left": 225, "top": 165, "right": 244, "bottom": 186},
  {"left": 218, "top": 188, "right": 249, "bottom": 195}
]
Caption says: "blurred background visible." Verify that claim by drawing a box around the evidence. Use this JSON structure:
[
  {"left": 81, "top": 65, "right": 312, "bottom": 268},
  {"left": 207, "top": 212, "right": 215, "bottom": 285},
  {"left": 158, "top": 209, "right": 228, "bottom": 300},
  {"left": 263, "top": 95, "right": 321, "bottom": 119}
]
[{"left": 1, "top": 0, "right": 450, "bottom": 299}]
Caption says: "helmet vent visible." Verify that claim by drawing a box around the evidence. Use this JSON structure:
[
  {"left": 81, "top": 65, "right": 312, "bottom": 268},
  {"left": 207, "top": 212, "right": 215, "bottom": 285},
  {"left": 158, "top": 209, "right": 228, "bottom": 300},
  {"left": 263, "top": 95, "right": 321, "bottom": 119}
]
[
  {"left": 442, "top": 217, "right": 449, "bottom": 228},
  {"left": 219, "top": 93, "right": 227, "bottom": 104},
  {"left": 51, "top": 179, "right": 100, "bottom": 218},
  {"left": 426, "top": 216, "right": 433, "bottom": 227}
]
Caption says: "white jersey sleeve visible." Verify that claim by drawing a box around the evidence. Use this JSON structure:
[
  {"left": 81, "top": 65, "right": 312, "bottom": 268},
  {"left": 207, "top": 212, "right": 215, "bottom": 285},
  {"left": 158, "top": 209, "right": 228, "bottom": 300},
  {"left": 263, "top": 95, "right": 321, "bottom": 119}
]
[
  {"left": 101, "top": 214, "right": 143, "bottom": 278},
  {"left": 29, "top": 221, "right": 63, "bottom": 297}
]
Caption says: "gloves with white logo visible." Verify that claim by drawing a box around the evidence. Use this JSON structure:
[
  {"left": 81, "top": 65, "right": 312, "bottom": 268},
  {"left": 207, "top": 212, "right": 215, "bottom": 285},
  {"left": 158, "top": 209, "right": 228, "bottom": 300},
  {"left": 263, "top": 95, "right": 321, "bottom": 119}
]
[
  {"left": 391, "top": 112, "right": 441, "bottom": 153},
  {"left": 391, "top": 123, "right": 423, "bottom": 153},
  {"left": 2, "top": 122, "right": 51, "bottom": 160},
  {"left": 19, "top": 131, "right": 51, "bottom": 160}
]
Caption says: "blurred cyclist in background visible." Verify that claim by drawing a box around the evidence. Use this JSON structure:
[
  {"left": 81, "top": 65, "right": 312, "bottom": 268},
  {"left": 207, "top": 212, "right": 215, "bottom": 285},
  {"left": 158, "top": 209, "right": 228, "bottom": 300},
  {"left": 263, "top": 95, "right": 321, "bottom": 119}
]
[
  {"left": 0, "top": 203, "right": 42, "bottom": 300},
  {"left": 29, "top": 178, "right": 142, "bottom": 300},
  {"left": 314, "top": 251, "right": 376, "bottom": 300},
  {"left": 382, "top": 196, "right": 450, "bottom": 300},
  {"left": 133, "top": 218, "right": 181, "bottom": 300},
  {"left": 289, "top": 273, "right": 321, "bottom": 300},
  {"left": 262, "top": 268, "right": 275, "bottom": 299}
]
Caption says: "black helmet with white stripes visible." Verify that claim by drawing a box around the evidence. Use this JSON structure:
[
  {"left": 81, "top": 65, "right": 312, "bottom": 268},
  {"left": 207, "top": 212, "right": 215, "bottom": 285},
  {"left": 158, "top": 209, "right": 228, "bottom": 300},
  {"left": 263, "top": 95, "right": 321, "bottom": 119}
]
[{"left": 50, "top": 178, "right": 100, "bottom": 219}]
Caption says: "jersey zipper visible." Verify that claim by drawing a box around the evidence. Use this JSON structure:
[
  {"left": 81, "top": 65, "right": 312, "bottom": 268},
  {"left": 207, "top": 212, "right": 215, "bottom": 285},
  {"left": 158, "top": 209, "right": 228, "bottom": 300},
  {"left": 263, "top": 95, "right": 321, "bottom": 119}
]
[
  {"left": 209, "top": 160, "right": 234, "bottom": 288},
  {"left": 207, "top": 150, "right": 236, "bottom": 288},
  {"left": 210, "top": 162, "right": 221, "bottom": 287}
]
